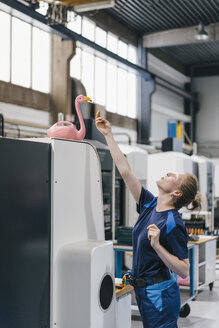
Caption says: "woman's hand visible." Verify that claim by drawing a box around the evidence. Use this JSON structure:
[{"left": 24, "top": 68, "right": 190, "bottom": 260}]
[
  {"left": 147, "top": 224, "right": 161, "bottom": 250},
  {"left": 147, "top": 224, "right": 190, "bottom": 278},
  {"left": 95, "top": 111, "right": 111, "bottom": 137}
]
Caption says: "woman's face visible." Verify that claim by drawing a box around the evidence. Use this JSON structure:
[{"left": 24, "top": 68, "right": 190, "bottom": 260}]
[{"left": 156, "top": 172, "right": 186, "bottom": 194}]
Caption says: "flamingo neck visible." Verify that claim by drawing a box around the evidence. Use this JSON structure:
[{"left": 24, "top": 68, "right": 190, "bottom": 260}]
[{"left": 75, "top": 99, "right": 86, "bottom": 139}]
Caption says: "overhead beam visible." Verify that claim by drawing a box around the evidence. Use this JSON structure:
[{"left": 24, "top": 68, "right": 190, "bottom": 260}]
[
  {"left": 148, "top": 49, "right": 187, "bottom": 76},
  {"left": 154, "top": 77, "right": 198, "bottom": 102},
  {"left": 191, "top": 62, "right": 219, "bottom": 77},
  {"left": 0, "top": 0, "right": 151, "bottom": 79},
  {"left": 143, "top": 23, "right": 219, "bottom": 48},
  {"left": 61, "top": 0, "right": 113, "bottom": 4},
  {"left": 1, "top": 0, "right": 197, "bottom": 103},
  {"left": 84, "top": 11, "right": 138, "bottom": 46}
]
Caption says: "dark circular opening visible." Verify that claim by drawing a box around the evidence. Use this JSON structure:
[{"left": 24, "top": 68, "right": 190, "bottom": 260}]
[{"left": 99, "top": 274, "right": 114, "bottom": 311}]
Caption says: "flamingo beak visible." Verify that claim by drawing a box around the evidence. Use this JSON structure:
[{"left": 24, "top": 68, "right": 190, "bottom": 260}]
[{"left": 84, "top": 96, "right": 92, "bottom": 102}]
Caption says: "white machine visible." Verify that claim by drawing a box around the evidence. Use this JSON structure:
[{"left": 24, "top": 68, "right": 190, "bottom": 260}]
[
  {"left": 211, "top": 158, "right": 219, "bottom": 199},
  {"left": 49, "top": 138, "right": 116, "bottom": 328},
  {"left": 117, "top": 144, "right": 148, "bottom": 228},
  {"left": 147, "top": 151, "right": 193, "bottom": 197},
  {"left": 191, "top": 154, "right": 215, "bottom": 230},
  {"left": 0, "top": 137, "right": 133, "bottom": 328},
  {"left": 191, "top": 154, "right": 214, "bottom": 212},
  {"left": 115, "top": 145, "right": 147, "bottom": 271},
  {"left": 56, "top": 240, "right": 115, "bottom": 328},
  {"left": 20, "top": 137, "right": 117, "bottom": 328}
]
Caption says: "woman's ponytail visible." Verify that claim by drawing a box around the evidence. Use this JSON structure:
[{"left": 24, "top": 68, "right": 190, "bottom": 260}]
[
  {"left": 188, "top": 192, "right": 202, "bottom": 211},
  {"left": 173, "top": 173, "right": 202, "bottom": 211}
]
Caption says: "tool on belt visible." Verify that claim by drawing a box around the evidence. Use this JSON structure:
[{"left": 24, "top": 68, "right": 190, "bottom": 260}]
[{"left": 125, "top": 270, "right": 171, "bottom": 288}]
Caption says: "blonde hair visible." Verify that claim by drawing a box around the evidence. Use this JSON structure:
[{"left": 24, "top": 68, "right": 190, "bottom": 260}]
[{"left": 173, "top": 173, "right": 202, "bottom": 211}]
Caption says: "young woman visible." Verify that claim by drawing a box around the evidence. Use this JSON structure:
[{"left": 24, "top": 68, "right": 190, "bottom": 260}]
[{"left": 95, "top": 111, "right": 201, "bottom": 328}]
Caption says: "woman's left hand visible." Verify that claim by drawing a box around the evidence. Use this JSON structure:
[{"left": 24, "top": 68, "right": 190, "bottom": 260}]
[{"left": 147, "top": 224, "right": 161, "bottom": 250}]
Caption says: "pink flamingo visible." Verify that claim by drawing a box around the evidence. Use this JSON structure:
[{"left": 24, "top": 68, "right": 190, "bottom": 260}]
[{"left": 47, "top": 95, "right": 91, "bottom": 140}]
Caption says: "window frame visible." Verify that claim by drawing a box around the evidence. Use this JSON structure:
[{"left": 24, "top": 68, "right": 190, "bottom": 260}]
[
  {"left": 70, "top": 17, "right": 138, "bottom": 118},
  {"left": 0, "top": 9, "right": 51, "bottom": 94}
]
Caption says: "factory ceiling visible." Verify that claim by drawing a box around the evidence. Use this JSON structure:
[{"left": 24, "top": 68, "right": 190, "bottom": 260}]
[
  {"left": 101, "top": 0, "right": 219, "bottom": 75},
  {"left": 2, "top": 0, "right": 219, "bottom": 76},
  {"left": 106, "top": 0, "right": 219, "bottom": 35}
]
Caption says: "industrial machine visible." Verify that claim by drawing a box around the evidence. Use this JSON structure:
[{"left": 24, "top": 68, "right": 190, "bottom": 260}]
[
  {"left": 211, "top": 159, "right": 219, "bottom": 232},
  {"left": 147, "top": 151, "right": 215, "bottom": 233},
  {"left": 82, "top": 117, "right": 114, "bottom": 240},
  {"left": 113, "top": 144, "right": 148, "bottom": 271},
  {"left": 191, "top": 155, "right": 214, "bottom": 212},
  {"left": 87, "top": 139, "right": 114, "bottom": 240},
  {"left": 115, "top": 144, "right": 148, "bottom": 230},
  {"left": 0, "top": 137, "right": 116, "bottom": 328},
  {"left": 190, "top": 154, "right": 215, "bottom": 232},
  {"left": 71, "top": 79, "right": 114, "bottom": 239}
]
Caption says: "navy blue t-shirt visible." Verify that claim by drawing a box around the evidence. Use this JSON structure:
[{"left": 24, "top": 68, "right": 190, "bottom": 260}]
[{"left": 132, "top": 186, "right": 188, "bottom": 278}]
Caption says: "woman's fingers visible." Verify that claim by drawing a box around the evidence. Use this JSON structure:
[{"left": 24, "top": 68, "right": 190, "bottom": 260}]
[
  {"left": 95, "top": 112, "right": 111, "bottom": 137},
  {"left": 148, "top": 228, "right": 159, "bottom": 233},
  {"left": 100, "top": 118, "right": 109, "bottom": 124},
  {"left": 95, "top": 111, "right": 109, "bottom": 124},
  {"left": 148, "top": 230, "right": 157, "bottom": 239},
  {"left": 147, "top": 224, "right": 160, "bottom": 241},
  {"left": 96, "top": 118, "right": 110, "bottom": 127},
  {"left": 96, "top": 117, "right": 105, "bottom": 123},
  {"left": 96, "top": 111, "right": 101, "bottom": 118},
  {"left": 148, "top": 230, "right": 159, "bottom": 240},
  {"left": 148, "top": 230, "right": 158, "bottom": 234},
  {"left": 96, "top": 118, "right": 103, "bottom": 124},
  {"left": 147, "top": 224, "right": 158, "bottom": 230}
]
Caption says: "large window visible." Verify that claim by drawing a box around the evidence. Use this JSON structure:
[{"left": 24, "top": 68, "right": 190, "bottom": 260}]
[
  {"left": 94, "top": 57, "right": 106, "bottom": 106},
  {"left": 0, "top": 10, "right": 51, "bottom": 93},
  {"left": 32, "top": 27, "right": 50, "bottom": 93},
  {"left": 69, "top": 17, "right": 137, "bottom": 118},
  {"left": 12, "top": 17, "right": 31, "bottom": 88},
  {"left": 81, "top": 51, "right": 94, "bottom": 99},
  {"left": 67, "top": 11, "right": 81, "bottom": 34},
  {"left": 106, "top": 63, "right": 117, "bottom": 113},
  {"left": 0, "top": 11, "right": 10, "bottom": 82},
  {"left": 70, "top": 47, "right": 81, "bottom": 81}
]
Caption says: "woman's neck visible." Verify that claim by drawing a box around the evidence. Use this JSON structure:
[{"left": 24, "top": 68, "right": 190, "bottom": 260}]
[{"left": 156, "top": 192, "right": 175, "bottom": 212}]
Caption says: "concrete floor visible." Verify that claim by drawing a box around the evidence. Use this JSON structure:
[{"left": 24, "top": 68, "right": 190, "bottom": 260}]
[{"left": 132, "top": 267, "right": 219, "bottom": 328}]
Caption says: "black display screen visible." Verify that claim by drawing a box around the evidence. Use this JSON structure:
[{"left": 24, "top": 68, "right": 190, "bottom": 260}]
[{"left": 0, "top": 138, "right": 51, "bottom": 328}]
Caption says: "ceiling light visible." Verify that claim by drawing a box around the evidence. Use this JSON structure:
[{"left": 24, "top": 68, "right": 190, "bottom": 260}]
[
  {"left": 195, "top": 23, "right": 209, "bottom": 41},
  {"left": 74, "top": 0, "right": 115, "bottom": 13}
]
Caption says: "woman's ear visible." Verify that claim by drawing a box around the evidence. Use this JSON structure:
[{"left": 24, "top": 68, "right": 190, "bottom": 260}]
[{"left": 172, "top": 190, "right": 182, "bottom": 198}]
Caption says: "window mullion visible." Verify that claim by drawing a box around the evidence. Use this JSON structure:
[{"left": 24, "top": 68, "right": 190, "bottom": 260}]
[
  {"left": 30, "top": 24, "right": 33, "bottom": 89},
  {"left": 9, "top": 14, "right": 12, "bottom": 83}
]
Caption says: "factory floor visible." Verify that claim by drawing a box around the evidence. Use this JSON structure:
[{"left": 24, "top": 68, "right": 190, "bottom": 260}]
[{"left": 131, "top": 262, "right": 219, "bottom": 328}]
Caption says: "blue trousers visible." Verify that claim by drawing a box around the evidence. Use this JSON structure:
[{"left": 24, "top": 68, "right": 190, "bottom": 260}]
[{"left": 134, "top": 276, "right": 180, "bottom": 328}]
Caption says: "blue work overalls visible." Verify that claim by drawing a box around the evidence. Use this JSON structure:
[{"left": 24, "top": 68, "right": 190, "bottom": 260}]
[{"left": 132, "top": 187, "right": 188, "bottom": 328}]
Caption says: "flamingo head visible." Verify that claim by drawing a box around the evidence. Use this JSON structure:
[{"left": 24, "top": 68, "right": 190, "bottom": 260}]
[{"left": 76, "top": 95, "right": 92, "bottom": 104}]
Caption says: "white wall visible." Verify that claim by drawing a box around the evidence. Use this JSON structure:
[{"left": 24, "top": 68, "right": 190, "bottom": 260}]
[
  {"left": 192, "top": 76, "right": 219, "bottom": 157},
  {"left": 0, "top": 101, "right": 50, "bottom": 137},
  {"left": 0, "top": 101, "right": 50, "bottom": 127},
  {"left": 151, "top": 86, "right": 190, "bottom": 144},
  {"left": 148, "top": 54, "right": 191, "bottom": 146},
  {"left": 192, "top": 76, "right": 219, "bottom": 142}
]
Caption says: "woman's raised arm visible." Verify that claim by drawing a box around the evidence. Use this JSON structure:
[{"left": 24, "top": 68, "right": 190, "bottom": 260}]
[{"left": 95, "top": 111, "right": 141, "bottom": 204}]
